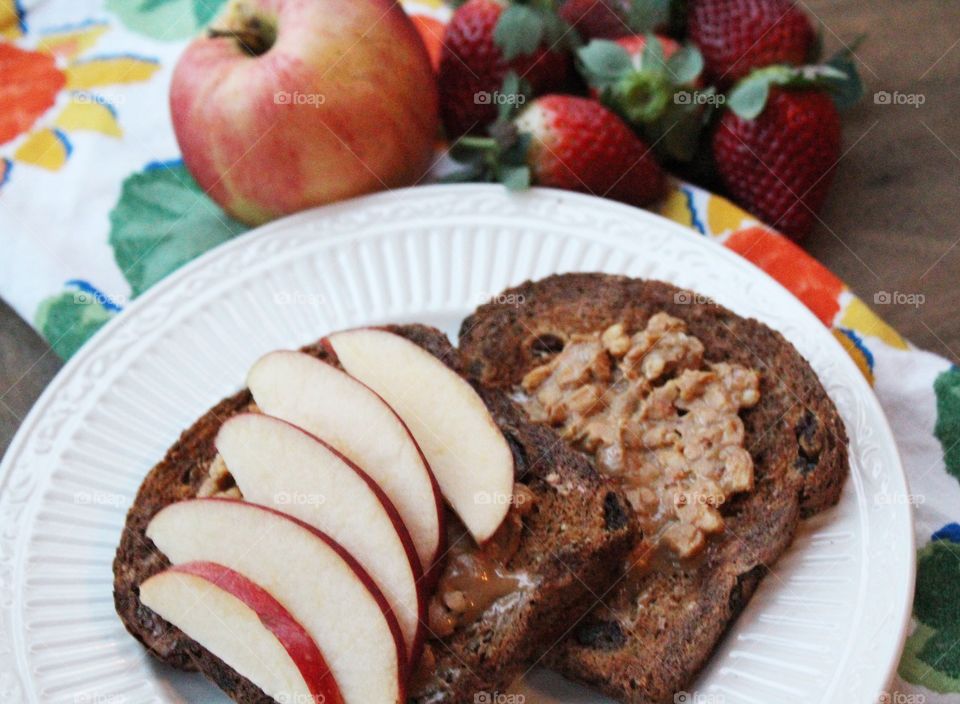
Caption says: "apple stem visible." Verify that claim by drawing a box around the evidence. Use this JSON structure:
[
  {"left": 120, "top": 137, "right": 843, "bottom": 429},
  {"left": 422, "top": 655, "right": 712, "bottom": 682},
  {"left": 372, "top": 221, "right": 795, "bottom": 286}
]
[{"left": 208, "top": 4, "right": 275, "bottom": 57}]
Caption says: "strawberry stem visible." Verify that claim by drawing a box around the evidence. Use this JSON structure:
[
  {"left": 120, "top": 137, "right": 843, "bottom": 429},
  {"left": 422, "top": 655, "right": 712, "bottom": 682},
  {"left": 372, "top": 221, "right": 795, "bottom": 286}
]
[{"left": 455, "top": 136, "right": 499, "bottom": 152}]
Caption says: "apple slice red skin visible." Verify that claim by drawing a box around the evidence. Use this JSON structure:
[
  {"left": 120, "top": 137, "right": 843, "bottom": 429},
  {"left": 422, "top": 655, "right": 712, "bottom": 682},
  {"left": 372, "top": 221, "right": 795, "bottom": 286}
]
[
  {"left": 218, "top": 413, "right": 429, "bottom": 666},
  {"left": 325, "top": 327, "right": 518, "bottom": 544},
  {"left": 316, "top": 339, "right": 447, "bottom": 587},
  {"left": 192, "top": 498, "right": 408, "bottom": 696},
  {"left": 167, "top": 561, "right": 345, "bottom": 704}
]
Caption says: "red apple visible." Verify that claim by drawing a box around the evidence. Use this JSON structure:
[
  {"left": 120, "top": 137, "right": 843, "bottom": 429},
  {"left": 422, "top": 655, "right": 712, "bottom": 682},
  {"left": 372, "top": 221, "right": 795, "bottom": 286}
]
[
  {"left": 325, "top": 328, "right": 515, "bottom": 544},
  {"left": 140, "top": 561, "right": 344, "bottom": 704},
  {"left": 170, "top": 0, "right": 439, "bottom": 225},
  {"left": 147, "top": 498, "right": 406, "bottom": 703},
  {"left": 215, "top": 413, "right": 426, "bottom": 664},
  {"left": 247, "top": 350, "right": 444, "bottom": 574}
]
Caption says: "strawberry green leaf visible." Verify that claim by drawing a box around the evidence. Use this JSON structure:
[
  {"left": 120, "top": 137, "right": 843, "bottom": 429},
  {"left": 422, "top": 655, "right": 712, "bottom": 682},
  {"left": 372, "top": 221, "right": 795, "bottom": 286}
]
[
  {"left": 641, "top": 32, "right": 666, "bottom": 71},
  {"left": 497, "top": 71, "right": 532, "bottom": 122},
  {"left": 494, "top": 5, "right": 545, "bottom": 60},
  {"left": 499, "top": 164, "right": 532, "bottom": 190},
  {"left": 796, "top": 64, "right": 848, "bottom": 82},
  {"left": 727, "top": 74, "right": 771, "bottom": 119},
  {"left": 823, "top": 43, "right": 866, "bottom": 110},
  {"left": 665, "top": 45, "right": 704, "bottom": 85},
  {"left": 500, "top": 131, "right": 532, "bottom": 166},
  {"left": 541, "top": 11, "right": 574, "bottom": 49},
  {"left": 577, "top": 40, "right": 634, "bottom": 87},
  {"left": 727, "top": 65, "right": 802, "bottom": 119},
  {"left": 446, "top": 127, "right": 530, "bottom": 189}
]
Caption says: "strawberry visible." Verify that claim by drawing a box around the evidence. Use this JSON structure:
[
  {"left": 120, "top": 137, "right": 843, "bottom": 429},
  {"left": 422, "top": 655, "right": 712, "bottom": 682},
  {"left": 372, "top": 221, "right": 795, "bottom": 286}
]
[
  {"left": 559, "top": 0, "right": 674, "bottom": 40},
  {"left": 712, "top": 85, "right": 840, "bottom": 240},
  {"left": 437, "top": 0, "right": 572, "bottom": 138},
  {"left": 688, "top": 0, "right": 816, "bottom": 86},
  {"left": 577, "top": 35, "right": 710, "bottom": 161},
  {"left": 558, "top": 0, "right": 632, "bottom": 40},
  {"left": 450, "top": 94, "right": 666, "bottom": 206},
  {"left": 613, "top": 33, "right": 682, "bottom": 62}
]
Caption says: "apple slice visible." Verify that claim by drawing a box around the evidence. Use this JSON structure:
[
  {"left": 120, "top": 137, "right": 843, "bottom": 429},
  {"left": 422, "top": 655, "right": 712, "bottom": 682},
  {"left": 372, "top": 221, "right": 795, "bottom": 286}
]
[
  {"left": 140, "top": 562, "right": 343, "bottom": 704},
  {"left": 215, "top": 413, "right": 424, "bottom": 663},
  {"left": 147, "top": 499, "right": 404, "bottom": 703},
  {"left": 325, "top": 329, "right": 514, "bottom": 544},
  {"left": 246, "top": 350, "right": 443, "bottom": 571}
]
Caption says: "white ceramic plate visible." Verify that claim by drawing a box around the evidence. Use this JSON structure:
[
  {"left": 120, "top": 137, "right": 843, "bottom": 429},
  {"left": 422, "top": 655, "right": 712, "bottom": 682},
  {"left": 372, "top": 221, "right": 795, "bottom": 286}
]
[{"left": 0, "top": 185, "right": 913, "bottom": 704}]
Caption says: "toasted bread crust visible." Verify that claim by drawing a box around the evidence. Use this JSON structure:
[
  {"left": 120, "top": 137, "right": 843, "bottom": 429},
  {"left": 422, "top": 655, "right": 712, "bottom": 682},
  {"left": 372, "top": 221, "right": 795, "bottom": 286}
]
[
  {"left": 457, "top": 274, "right": 849, "bottom": 704},
  {"left": 113, "top": 324, "right": 636, "bottom": 704}
]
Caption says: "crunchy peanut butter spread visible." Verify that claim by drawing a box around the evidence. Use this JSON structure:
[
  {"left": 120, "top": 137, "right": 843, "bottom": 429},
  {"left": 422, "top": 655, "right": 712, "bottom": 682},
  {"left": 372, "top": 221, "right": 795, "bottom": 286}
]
[
  {"left": 199, "top": 402, "right": 534, "bottom": 648},
  {"left": 427, "top": 483, "right": 536, "bottom": 639},
  {"left": 520, "top": 313, "right": 760, "bottom": 563}
]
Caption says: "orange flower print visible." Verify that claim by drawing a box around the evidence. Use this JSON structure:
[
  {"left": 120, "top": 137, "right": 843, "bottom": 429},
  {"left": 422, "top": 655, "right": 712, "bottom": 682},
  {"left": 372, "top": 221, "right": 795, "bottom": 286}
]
[
  {"left": 0, "top": 15, "right": 159, "bottom": 176},
  {"left": 0, "top": 43, "right": 65, "bottom": 144},
  {"left": 725, "top": 226, "right": 845, "bottom": 326}
]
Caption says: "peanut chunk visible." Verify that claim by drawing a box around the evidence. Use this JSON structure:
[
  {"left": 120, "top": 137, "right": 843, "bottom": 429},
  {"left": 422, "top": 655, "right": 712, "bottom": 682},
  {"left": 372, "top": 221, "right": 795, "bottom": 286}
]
[{"left": 519, "top": 312, "right": 760, "bottom": 563}]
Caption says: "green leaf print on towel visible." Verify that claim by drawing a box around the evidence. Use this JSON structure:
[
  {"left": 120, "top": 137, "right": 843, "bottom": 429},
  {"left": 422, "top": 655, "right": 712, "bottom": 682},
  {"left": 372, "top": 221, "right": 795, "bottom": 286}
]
[
  {"left": 34, "top": 288, "right": 115, "bottom": 360},
  {"left": 899, "top": 529, "right": 960, "bottom": 692},
  {"left": 109, "top": 160, "right": 247, "bottom": 297},
  {"left": 934, "top": 367, "right": 960, "bottom": 483},
  {"left": 107, "top": 0, "right": 230, "bottom": 40}
]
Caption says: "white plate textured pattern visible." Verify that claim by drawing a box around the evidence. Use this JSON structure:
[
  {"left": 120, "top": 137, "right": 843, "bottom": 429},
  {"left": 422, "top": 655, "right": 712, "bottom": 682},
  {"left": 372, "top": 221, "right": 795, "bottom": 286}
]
[{"left": 0, "top": 185, "right": 913, "bottom": 704}]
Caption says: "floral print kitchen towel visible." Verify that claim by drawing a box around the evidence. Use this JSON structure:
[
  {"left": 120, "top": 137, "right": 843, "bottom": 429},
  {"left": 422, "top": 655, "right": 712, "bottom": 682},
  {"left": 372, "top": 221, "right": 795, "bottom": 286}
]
[{"left": 1, "top": 0, "right": 958, "bottom": 699}]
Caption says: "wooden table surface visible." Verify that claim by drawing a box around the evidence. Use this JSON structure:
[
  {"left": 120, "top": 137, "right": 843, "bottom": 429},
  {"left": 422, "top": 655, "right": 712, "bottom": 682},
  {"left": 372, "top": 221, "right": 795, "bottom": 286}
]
[{"left": 1, "top": 0, "right": 958, "bottom": 456}]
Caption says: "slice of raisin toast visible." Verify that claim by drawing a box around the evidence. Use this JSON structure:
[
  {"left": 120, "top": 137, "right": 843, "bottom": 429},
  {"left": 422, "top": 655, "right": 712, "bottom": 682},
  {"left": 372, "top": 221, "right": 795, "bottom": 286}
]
[
  {"left": 113, "top": 323, "right": 637, "bottom": 704},
  {"left": 457, "top": 274, "right": 849, "bottom": 704}
]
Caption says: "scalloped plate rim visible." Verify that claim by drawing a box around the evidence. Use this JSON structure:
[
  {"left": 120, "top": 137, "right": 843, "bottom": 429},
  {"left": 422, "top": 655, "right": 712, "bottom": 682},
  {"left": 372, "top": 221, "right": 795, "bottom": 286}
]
[{"left": 0, "top": 184, "right": 914, "bottom": 704}]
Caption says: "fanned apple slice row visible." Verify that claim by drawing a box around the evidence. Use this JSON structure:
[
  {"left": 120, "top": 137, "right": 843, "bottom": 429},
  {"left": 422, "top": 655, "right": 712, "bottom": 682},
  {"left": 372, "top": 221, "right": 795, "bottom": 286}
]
[
  {"left": 146, "top": 499, "right": 405, "bottom": 704},
  {"left": 325, "top": 329, "right": 514, "bottom": 544},
  {"left": 246, "top": 350, "right": 443, "bottom": 572},
  {"left": 215, "top": 413, "right": 424, "bottom": 664},
  {"left": 140, "top": 562, "right": 344, "bottom": 704}
]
